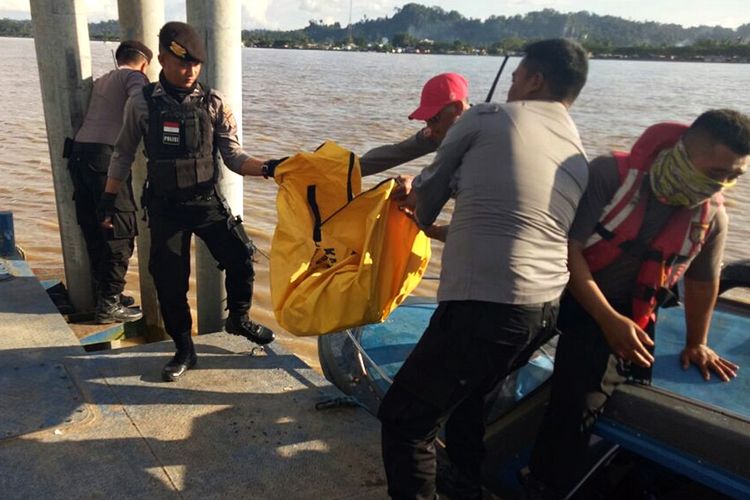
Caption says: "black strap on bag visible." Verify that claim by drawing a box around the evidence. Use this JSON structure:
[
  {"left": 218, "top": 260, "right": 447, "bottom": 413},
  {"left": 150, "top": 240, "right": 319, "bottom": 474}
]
[
  {"left": 307, "top": 185, "right": 322, "bottom": 243},
  {"left": 346, "top": 152, "right": 355, "bottom": 202}
]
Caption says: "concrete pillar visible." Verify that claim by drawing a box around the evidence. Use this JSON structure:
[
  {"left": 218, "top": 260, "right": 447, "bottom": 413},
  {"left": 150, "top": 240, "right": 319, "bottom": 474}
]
[
  {"left": 29, "top": 0, "right": 94, "bottom": 312},
  {"left": 186, "top": 0, "right": 245, "bottom": 333},
  {"left": 117, "top": 0, "right": 166, "bottom": 341}
]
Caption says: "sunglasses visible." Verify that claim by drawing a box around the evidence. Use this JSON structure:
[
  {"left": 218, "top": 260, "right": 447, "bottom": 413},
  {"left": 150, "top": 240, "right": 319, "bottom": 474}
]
[{"left": 426, "top": 107, "right": 447, "bottom": 125}]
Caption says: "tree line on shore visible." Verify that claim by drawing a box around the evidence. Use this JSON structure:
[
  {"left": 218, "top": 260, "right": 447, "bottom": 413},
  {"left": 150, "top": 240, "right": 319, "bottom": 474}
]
[{"left": 3, "top": 3, "right": 750, "bottom": 62}]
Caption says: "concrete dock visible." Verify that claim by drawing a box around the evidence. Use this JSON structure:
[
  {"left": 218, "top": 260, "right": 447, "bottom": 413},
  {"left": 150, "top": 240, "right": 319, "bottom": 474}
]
[{"left": 0, "top": 257, "right": 387, "bottom": 499}]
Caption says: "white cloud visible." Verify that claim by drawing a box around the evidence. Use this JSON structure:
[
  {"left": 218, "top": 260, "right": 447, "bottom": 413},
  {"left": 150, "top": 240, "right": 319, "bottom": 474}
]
[
  {"left": 83, "top": 0, "right": 118, "bottom": 21},
  {"left": 348, "top": 0, "right": 394, "bottom": 21},
  {"left": 0, "top": 0, "right": 31, "bottom": 18},
  {"left": 677, "top": 14, "right": 747, "bottom": 29},
  {"left": 2, "top": 1, "right": 748, "bottom": 30},
  {"left": 1, "top": 0, "right": 27, "bottom": 10},
  {"left": 299, "top": 0, "right": 343, "bottom": 14},
  {"left": 242, "top": 0, "right": 271, "bottom": 27}
]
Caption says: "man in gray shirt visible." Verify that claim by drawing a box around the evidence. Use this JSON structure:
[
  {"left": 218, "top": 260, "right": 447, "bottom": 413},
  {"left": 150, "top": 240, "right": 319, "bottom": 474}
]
[
  {"left": 377, "top": 39, "right": 589, "bottom": 500},
  {"left": 68, "top": 40, "right": 151, "bottom": 324}
]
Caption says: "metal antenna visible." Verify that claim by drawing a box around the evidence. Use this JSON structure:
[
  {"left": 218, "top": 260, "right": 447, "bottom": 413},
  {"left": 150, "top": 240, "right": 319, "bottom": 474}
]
[{"left": 485, "top": 54, "right": 510, "bottom": 103}]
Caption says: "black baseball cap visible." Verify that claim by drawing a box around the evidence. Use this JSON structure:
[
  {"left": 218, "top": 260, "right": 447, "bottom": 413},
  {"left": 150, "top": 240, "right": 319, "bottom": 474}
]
[{"left": 158, "top": 21, "right": 206, "bottom": 63}]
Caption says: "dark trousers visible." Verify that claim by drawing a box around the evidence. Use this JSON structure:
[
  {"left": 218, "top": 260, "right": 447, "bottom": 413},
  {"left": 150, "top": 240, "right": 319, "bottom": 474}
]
[
  {"left": 68, "top": 144, "right": 137, "bottom": 298},
  {"left": 79, "top": 223, "right": 135, "bottom": 297},
  {"left": 147, "top": 194, "right": 254, "bottom": 339},
  {"left": 527, "top": 296, "right": 640, "bottom": 497},
  {"left": 378, "top": 299, "right": 560, "bottom": 500}
]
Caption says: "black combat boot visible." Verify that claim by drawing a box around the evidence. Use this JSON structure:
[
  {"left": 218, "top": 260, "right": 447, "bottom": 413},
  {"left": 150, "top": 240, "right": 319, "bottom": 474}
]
[
  {"left": 120, "top": 293, "right": 135, "bottom": 307},
  {"left": 94, "top": 295, "right": 143, "bottom": 324},
  {"left": 436, "top": 461, "right": 483, "bottom": 500},
  {"left": 162, "top": 331, "right": 197, "bottom": 382},
  {"left": 517, "top": 466, "right": 557, "bottom": 500},
  {"left": 224, "top": 313, "right": 275, "bottom": 345}
]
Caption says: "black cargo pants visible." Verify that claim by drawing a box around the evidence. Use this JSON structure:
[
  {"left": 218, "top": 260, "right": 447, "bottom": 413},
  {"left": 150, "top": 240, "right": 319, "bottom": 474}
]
[
  {"left": 146, "top": 191, "right": 254, "bottom": 338},
  {"left": 527, "top": 296, "right": 639, "bottom": 497},
  {"left": 68, "top": 143, "right": 137, "bottom": 298},
  {"left": 378, "top": 299, "right": 560, "bottom": 500}
]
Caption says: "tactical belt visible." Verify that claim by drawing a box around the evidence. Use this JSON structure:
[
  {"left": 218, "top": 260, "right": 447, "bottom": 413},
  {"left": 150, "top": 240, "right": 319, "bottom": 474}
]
[{"left": 71, "top": 142, "right": 113, "bottom": 155}]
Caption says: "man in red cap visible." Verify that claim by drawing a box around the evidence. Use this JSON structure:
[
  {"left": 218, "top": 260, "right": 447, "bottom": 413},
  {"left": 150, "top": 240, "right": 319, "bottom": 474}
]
[{"left": 359, "top": 73, "right": 469, "bottom": 178}]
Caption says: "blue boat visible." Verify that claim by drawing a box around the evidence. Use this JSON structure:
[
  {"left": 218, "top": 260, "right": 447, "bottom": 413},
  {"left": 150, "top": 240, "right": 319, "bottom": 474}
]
[{"left": 318, "top": 260, "right": 750, "bottom": 498}]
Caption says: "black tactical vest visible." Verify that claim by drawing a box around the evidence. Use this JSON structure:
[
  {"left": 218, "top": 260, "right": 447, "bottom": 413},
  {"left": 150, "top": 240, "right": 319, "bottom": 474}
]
[{"left": 142, "top": 83, "right": 218, "bottom": 197}]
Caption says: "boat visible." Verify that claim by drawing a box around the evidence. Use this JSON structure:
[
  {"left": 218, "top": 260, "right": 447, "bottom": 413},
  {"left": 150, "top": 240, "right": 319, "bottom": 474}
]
[{"left": 318, "top": 260, "right": 750, "bottom": 498}]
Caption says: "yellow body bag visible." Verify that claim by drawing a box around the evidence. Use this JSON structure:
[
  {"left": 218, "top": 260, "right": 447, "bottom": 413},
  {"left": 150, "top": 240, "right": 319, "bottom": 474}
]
[{"left": 270, "top": 141, "right": 431, "bottom": 336}]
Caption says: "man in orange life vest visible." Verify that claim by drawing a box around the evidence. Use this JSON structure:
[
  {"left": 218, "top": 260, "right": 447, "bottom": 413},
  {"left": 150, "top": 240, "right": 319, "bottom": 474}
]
[{"left": 525, "top": 109, "right": 750, "bottom": 497}]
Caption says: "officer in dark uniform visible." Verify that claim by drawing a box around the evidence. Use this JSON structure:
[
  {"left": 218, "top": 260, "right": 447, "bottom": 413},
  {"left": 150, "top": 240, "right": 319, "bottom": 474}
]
[
  {"left": 69, "top": 40, "right": 152, "bottom": 323},
  {"left": 100, "top": 22, "right": 277, "bottom": 382}
]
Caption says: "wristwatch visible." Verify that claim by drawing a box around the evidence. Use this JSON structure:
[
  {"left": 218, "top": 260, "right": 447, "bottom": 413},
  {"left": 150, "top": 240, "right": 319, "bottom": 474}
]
[{"left": 261, "top": 162, "right": 270, "bottom": 179}]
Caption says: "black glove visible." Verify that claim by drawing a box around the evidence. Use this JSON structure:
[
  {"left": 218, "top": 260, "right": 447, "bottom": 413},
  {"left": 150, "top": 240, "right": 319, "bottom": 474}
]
[
  {"left": 97, "top": 192, "right": 117, "bottom": 223},
  {"left": 262, "top": 157, "right": 288, "bottom": 178}
]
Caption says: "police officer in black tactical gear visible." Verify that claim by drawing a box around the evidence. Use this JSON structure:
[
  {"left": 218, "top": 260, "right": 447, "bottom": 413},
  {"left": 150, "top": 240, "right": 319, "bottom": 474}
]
[
  {"left": 100, "top": 21, "right": 278, "bottom": 382},
  {"left": 69, "top": 40, "right": 152, "bottom": 324}
]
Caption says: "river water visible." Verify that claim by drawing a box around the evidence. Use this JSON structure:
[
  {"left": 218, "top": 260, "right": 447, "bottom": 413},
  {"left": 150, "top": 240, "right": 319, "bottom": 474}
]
[{"left": 1, "top": 37, "right": 749, "bottom": 367}]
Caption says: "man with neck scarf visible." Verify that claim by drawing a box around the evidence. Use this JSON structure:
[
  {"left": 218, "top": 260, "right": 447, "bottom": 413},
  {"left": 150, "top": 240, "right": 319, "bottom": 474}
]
[
  {"left": 102, "top": 21, "right": 278, "bottom": 382},
  {"left": 524, "top": 109, "right": 750, "bottom": 498}
]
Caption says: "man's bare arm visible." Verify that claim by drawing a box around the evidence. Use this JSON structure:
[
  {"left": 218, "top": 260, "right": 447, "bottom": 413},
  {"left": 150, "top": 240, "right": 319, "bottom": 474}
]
[
  {"left": 567, "top": 240, "right": 655, "bottom": 367},
  {"left": 681, "top": 277, "right": 739, "bottom": 381}
]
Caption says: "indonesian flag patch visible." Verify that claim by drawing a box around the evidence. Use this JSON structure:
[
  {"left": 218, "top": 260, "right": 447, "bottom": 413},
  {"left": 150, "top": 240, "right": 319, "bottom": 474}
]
[{"left": 162, "top": 120, "right": 181, "bottom": 146}]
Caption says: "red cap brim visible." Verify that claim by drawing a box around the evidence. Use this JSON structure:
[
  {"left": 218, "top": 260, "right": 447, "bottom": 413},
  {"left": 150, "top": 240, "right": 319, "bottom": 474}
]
[{"left": 408, "top": 104, "right": 443, "bottom": 121}]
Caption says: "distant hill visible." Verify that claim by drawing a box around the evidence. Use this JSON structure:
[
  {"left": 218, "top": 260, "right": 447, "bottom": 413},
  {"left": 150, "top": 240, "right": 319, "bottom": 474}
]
[
  {"left": 244, "top": 3, "right": 750, "bottom": 47},
  {"left": 0, "top": 18, "right": 121, "bottom": 40},
  {"left": 3, "top": 3, "right": 750, "bottom": 49},
  {"left": 0, "top": 18, "right": 31, "bottom": 37}
]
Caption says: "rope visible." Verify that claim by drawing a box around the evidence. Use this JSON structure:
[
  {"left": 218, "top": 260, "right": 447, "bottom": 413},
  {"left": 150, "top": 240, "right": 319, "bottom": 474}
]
[
  {"left": 252, "top": 242, "right": 271, "bottom": 262},
  {"left": 346, "top": 329, "right": 394, "bottom": 385}
]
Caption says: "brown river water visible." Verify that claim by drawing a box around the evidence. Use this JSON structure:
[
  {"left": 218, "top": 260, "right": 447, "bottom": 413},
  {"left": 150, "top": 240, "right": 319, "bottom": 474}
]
[{"left": 1, "top": 37, "right": 749, "bottom": 368}]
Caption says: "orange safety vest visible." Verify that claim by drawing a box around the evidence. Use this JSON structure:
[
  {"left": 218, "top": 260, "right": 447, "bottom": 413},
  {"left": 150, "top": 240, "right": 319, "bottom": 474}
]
[{"left": 582, "top": 123, "right": 722, "bottom": 329}]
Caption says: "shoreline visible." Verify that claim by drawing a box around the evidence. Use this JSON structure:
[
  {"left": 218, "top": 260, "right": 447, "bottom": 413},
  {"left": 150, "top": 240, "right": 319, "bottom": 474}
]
[
  {"left": 1, "top": 35, "right": 747, "bottom": 64},
  {"left": 243, "top": 45, "right": 750, "bottom": 64}
]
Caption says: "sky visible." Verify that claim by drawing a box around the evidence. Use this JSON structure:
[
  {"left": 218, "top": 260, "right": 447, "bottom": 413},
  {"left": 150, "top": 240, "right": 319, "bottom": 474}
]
[{"left": 2, "top": 0, "right": 749, "bottom": 31}]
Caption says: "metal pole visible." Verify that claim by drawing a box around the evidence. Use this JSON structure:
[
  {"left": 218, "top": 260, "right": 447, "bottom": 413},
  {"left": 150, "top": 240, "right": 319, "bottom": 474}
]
[
  {"left": 485, "top": 55, "right": 510, "bottom": 103},
  {"left": 186, "top": 0, "right": 244, "bottom": 334},
  {"left": 117, "top": 0, "right": 167, "bottom": 341},
  {"left": 0, "top": 211, "right": 18, "bottom": 258},
  {"left": 29, "top": 0, "right": 94, "bottom": 313}
]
